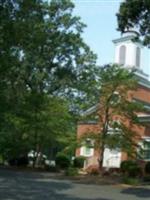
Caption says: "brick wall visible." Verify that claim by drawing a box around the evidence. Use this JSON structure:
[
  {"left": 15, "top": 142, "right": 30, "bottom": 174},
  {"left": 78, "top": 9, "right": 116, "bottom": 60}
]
[{"left": 76, "top": 84, "right": 150, "bottom": 168}]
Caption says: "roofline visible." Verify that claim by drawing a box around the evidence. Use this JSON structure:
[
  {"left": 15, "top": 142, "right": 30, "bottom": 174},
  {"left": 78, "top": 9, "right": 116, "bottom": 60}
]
[
  {"left": 78, "top": 120, "right": 98, "bottom": 125},
  {"left": 112, "top": 35, "right": 143, "bottom": 46},
  {"left": 133, "top": 98, "right": 150, "bottom": 111},
  {"left": 138, "top": 116, "right": 150, "bottom": 123},
  {"left": 80, "top": 104, "right": 98, "bottom": 116},
  {"left": 135, "top": 70, "right": 150, "bottom": 89}
]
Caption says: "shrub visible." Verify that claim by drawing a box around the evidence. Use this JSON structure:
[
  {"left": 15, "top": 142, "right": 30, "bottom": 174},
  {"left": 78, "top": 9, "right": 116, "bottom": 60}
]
[
  {"left": 122, "top": 176, "right": 140, "bottom": 185},
  {"left": 143, "top": 175, "right": 150, "bottom": 182},
  {"left": 73, "top": 156, "right": 85, "bottom": 168},
  {"left": 8, "top": 156, "right": 28, "bottom": 167},
  {"left": 65, "top": 167, "right": 78, "bottom": 176},
  {"left": 8, "top": 158, "right": 18, "bottom": 166},
  {"left": 120, "top": 160, "right": 141, "bottom": 177},
  {"left": 55, "top": 153, "right": 70, "bottom": 169},
  {"left": 17, "top": 156, "right": 29, "bottom": 166},
  {"left": 145, "top": 161, "right": 150, "bottom": 174}
]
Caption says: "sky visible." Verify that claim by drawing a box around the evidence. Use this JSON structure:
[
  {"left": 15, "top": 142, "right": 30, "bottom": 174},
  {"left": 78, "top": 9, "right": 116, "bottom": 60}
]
[{"left": 72, "top": 0, "right": 150, "bottom": 75}]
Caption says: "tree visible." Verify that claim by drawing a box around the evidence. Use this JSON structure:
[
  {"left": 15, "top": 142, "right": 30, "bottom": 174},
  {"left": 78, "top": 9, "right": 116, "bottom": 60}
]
[
  {"left": 23, "top": 95, "right": 73, "bottom": 166},
  {"left": 117, "top": 0, "right": 150, "bottom": 46},
  {"left": 0, "top": 0, "right": 99, "bottom": 162},
  {"left": 82, "top": 64, "right": 144, "bottom": 169}
]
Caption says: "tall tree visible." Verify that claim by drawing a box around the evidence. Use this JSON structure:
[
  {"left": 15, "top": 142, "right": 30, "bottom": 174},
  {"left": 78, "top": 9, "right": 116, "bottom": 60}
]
[
  {"left": 0, "top": 0, "right": 99, "bottom": 162},
  {"left": 117, "top": 0, "right": 150, "bottom": 46},
  {"left": 82, "top": 64, "right": 144, "bottom": 169}
]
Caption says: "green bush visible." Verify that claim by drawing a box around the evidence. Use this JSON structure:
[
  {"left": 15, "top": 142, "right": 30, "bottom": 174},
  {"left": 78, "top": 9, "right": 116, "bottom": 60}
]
[
  {"left": 120, "top": 160, "right": 141, "bottom": 177},
  {"left": 55, "top": 153, "right": 70, "bottom": 169},
  {"left": 65, "top": 167, "right": 78, "bottom": 176},
  {"left": 145, "top": 161, "right": 150, "bottom": 174},
  {"left": 143, "top": 175, "right": 150, "bottom": 182},
  {"left": 73, "top": 156, "right": 85, "bottom": 168},
  {"left": 122, "top": 176, "right": 140, "bottom": 185}
]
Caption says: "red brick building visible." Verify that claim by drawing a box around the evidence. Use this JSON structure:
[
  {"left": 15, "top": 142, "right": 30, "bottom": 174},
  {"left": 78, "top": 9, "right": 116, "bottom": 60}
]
[{"left": 76, "top": 33, "right": 150, "bottom": 169}]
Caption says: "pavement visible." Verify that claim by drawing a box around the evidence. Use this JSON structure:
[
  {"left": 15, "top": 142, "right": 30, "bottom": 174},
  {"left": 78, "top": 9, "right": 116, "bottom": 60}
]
[{"left": 0, "top": 168, "right": 150, "bottom": 200}]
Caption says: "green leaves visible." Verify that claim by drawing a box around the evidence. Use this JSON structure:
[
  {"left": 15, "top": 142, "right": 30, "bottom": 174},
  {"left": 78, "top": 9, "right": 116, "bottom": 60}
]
[
  {"left": 117, "top": 0, "right": 150, "bottom": 46},
  {"left": 81, "top": 64, "right": 146, "bottom": 167},
  {"left": 0, "top": 0, "right": 99, "bottom": 161}
]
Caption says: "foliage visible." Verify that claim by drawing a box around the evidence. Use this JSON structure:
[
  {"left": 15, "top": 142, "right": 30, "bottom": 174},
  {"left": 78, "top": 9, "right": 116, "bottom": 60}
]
[
  {"left": 73, "top": 156, "right": 85, "bottom": 168},
  {"left": 57, "top": 131, "right": 79, "bottom": 159},
  {"left": 0, "top": 0, "right": 99, "bottom": 162},
  {"left": 65, "top": 167, "right": 78, "bottom": 176},
  {"left": 145, "top": 162, "right": 150, "bottom": 174},
  {"left": 122, "top": 176, "right": 140, "bottom": 185},
  {"left": 121, "top": 160, "right": 141, "bottom": 177},
  {"left": 117, "top": 0, "right": 150, "bottom": 46},
  {"left": 55, "top": 152, "right": 71, "bottom": 169},
  {"left": 143, "top": 175, "right": 150, "bottom": 182},
  {"left": 8, "top": 156, "right": 29, "bottom": 167},
  {"left": 89, "top": 64, "right": 144, "bottom": 168}
]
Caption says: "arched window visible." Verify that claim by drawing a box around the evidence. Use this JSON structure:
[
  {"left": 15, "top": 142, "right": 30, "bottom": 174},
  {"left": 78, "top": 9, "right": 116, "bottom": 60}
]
[
  {"left": 119, "top": 45, "right": 126, "bottom": 65},
  {"left": 136, "top": 47, "right": 141, "bottom": 68}
]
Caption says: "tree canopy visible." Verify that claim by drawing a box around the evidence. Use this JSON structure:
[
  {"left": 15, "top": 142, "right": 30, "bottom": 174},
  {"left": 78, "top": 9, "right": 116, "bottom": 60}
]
[
  {"left": 0, "top": 0, "right": 99, "bottom": 163},
  {"left": 81, "top": 64, "right": 145, "bottom": 169},
  {"left": 117, "top": 0, "right": 150, "bottom": 46}
]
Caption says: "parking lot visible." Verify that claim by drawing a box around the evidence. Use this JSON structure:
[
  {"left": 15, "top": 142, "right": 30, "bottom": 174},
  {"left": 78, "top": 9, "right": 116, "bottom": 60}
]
[{"left": 0, "top": 169, "right": 150, "bottom": 200}]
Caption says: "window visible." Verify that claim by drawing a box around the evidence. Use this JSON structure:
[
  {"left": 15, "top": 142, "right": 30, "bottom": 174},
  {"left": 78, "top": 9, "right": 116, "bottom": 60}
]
[
  {"left": 80, "top": 139, "right": 94, "bottom": 157},
  {"left": 136, "top": 47, "right": 141, "bottom": 68},
  {"left": 138, "top": 139, "right": 150, "bottom": 160},
  {"left": 83, "top": 146, "right": 91, "bottom": 156},
  {"left": 119, "top": 45, "right": 126, "bottom": 65}
]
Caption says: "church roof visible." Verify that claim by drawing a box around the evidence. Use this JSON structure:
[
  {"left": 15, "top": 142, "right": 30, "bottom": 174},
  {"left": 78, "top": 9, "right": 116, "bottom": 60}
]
[{"left": 112, "top": 33, "right": 142, "bottom": 46}]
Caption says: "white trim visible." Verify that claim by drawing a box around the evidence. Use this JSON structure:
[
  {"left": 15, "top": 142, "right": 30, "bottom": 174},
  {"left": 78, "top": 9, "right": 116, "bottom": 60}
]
[
  {"left": 142, "top": 136, "right": 150, "bottom": 141},
  {"left": 137, "top": 114, "right": 150, "bottom": 117},
  {"left": 80, "top": 146, "right": 94, "bottom": 157},
  {"left": 80, "top": 104, "right": 98, "bottom": 116},
  {"left": 138, "top": 137, "right": 150, "bottom": 161},
  {"left": 102, "top": 148, "right": 121, "bottom": 168}
]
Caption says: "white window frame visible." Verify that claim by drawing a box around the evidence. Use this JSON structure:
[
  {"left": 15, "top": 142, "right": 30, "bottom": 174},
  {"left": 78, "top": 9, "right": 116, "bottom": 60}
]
[
  {"left": 138, "top": 137, "right": 150, "bottom": 161},
  {"left": 80, "top": 139, "right": 94, "bottom": 157}
]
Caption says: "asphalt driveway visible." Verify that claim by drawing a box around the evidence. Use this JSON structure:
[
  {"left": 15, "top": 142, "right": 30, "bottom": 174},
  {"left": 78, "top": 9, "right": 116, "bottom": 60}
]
[{"left": 0, "top": 169, "right": 150, "bottom": 200}]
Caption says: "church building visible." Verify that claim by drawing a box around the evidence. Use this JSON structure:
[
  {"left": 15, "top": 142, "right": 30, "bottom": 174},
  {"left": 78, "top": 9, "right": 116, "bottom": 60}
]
[{"left": 76, "top": 32, "right": 150, "bottom": 169}]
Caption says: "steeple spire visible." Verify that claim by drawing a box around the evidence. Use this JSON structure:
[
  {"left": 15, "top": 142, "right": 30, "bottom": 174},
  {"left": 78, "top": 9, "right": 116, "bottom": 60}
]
[
  {"left": 113, "top": 31, "right": 142, "bottom": 69},
  {"left": 113, "top": 31, "right": 149, "bottom": 82}
]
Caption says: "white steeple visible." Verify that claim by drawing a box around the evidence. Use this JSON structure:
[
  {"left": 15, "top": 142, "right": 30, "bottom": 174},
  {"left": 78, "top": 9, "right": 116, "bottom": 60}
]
[
  {"left": 113, "top": 31, "right": 149, "bottom": 81},
  {"left": 113, "top": 31, "right": 143, "bottom": 69}
]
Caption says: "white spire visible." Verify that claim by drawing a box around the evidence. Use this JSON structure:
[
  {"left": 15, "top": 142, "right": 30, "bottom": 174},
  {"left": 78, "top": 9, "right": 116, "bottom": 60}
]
[{"left": 113, "top": 32, "right": 143, "bottom": 69}]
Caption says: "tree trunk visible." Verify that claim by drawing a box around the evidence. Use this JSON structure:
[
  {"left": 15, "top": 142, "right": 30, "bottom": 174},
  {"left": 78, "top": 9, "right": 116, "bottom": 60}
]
[
  {"left": 98, "top": 102, "right": 110, "bottom": 172},
  {"left": 99, "top": 143, "right": 105, "bottom": 170}
]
